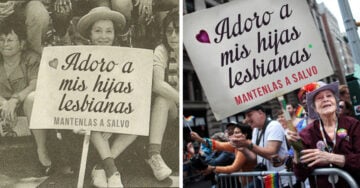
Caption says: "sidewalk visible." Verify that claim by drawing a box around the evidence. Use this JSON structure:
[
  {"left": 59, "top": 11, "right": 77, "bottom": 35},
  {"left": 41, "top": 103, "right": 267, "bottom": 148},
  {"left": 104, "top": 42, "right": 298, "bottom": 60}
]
[{"left": 0, "top": 119, "right": 179, "bottom": 188}]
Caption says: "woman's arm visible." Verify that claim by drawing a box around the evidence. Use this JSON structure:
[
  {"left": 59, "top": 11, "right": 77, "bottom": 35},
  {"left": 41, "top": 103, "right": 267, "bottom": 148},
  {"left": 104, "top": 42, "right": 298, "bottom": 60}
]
[
  {"left": 214, "top": 150, "right": 246, "bottom": 173},
  {"left": 152, "top": 45, "right": 178, "bottom": 103}
]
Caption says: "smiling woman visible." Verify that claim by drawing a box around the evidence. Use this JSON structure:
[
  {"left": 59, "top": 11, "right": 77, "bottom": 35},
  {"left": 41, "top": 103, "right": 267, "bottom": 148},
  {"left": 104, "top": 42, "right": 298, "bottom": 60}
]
[{"left": 286, "top": 81, "right": 360, "bottom": 187}]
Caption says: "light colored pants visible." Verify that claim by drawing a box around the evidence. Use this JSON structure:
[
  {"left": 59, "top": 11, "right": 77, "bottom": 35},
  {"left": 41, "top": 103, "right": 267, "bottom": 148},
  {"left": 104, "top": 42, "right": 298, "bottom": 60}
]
[{"left": 24, "top": 0, "right": 50, "bottom": 54}]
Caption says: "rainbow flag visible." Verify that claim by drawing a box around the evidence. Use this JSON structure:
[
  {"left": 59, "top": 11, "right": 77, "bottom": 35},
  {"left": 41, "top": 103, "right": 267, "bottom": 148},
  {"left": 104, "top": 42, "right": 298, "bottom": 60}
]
[
  {"left": 184, "top": 115, "right": 195, "bottom": 122},
  {"left": 295, "top": 105, "right": 304, "bottom": 118},
  {"left": 264, "top": 173, "right": 280, "bottom": 188}
]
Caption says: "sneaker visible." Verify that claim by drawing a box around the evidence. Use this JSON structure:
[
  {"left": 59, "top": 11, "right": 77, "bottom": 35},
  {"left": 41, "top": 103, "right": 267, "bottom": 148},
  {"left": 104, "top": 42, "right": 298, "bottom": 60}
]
[
  {"left": 146, "top": 154, "right": 172, "bottom": 181},
  {"left": 91, "top": 166, "right": 107, "bottom": 188},
  {"left": 107, "top": 171, "right": 124, "bottom": 188}
]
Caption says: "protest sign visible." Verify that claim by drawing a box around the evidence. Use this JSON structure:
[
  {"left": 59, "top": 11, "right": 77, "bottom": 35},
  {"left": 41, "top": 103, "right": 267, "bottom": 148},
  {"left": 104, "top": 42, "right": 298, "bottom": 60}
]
[
  {"left": 30, "top": 46, "right": 153, "bottom": 136},
  {"left": 184, "top": 0, "right": 333, "bottom": 120}
]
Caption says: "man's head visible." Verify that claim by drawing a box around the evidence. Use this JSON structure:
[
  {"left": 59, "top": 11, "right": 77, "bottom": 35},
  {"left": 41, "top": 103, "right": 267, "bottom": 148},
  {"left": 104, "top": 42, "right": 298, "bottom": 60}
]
[
  {"left": 244, "top": 105, "right": 267, "bottom": 129},
  {"left": 225, "top": 122, "right": 237, "bottom": 138},
  {"left": 286, "top": 103, "right": 296, "bottom": 116}
]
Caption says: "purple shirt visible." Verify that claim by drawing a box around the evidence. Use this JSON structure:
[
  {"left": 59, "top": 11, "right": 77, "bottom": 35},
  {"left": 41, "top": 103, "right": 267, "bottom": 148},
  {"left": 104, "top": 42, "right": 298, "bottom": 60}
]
[{"left": 294, "top": 116, "right": 360, "bottom": 187}]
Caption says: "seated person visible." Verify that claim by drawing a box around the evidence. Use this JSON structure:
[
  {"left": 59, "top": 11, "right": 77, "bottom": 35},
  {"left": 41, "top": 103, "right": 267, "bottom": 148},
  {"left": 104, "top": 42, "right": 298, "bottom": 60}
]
[{"left": 0, "top": 17, "right": 52, "bottom": 175}]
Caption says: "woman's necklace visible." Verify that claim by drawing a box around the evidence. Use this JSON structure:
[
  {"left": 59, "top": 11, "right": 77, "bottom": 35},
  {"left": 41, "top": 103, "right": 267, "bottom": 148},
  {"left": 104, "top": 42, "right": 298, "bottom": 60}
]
[{"left": 319, "top": 118, "right": 339, "bottom": 184}]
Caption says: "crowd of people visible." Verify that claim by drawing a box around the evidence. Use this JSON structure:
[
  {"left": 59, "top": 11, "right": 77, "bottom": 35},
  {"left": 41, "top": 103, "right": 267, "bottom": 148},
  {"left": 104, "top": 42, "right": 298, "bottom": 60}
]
[
  {"left": 185, "top": 81, "right": 360, "bottom": 188},
  {"left": 0, "top": 0, "right": 179, "bottom": 187}
]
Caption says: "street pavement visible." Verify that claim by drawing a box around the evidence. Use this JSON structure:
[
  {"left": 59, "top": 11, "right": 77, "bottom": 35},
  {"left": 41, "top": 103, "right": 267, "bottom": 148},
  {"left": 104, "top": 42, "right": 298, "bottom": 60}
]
[{"left": 0, "top": 118, "right": 179, "bottom": 188}]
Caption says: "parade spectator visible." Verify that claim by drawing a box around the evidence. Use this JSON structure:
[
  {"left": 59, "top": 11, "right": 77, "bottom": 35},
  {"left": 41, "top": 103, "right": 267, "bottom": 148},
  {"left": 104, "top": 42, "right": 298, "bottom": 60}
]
[
  {"left": 190, "top": 123, "right": 255, "bottom": 184},
  {"left": 77, "top": 7, "right": 135, "bottom": 187},
  {"left": 0, "top": 17, "right": 50, "bottom": 173},
  {"left": 287, "top": 81, "right": 360, "bottom": 187},
  {"left": 229, "top": 105, "right": 292, "bottom": 187},
  {"left": 144, "top": 8, "right": 179, "bottom": 181},
  {"left": 275, "top": 109, "right": 288, "bottom": 130},
  {"left": 110, "top": 0, "right": 178, "bottom": 48},
  {"left": 204, "top": 132, "right": 235, "bottom": 166},
  {"left": 296, "top": 82, "right": 318, "bottom": 132},
  {"left": 50, "top": 0, "right": 92, "bottom": 45},
  {"left": 339, "top": 99, "right": 354, "bottom": 117},
  {"left": 339, "top": 84, "right": 351, "bottom": 104},
  {"left": 0, "top": 0, "right": 49, "bottom": 54},
  {"left": 286, "top": 103, "right": 302, "bottom": 127}
]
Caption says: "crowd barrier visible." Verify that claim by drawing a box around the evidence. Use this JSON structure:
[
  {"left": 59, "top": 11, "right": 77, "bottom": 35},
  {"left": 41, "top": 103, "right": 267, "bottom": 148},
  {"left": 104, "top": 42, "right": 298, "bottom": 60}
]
[{"left": 216, "top": 168, "right": 358, "bottom": 188}]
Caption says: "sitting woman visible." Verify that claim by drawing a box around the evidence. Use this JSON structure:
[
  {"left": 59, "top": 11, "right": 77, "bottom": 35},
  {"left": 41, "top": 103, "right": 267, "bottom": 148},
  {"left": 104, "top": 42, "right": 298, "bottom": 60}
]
[
  {"left": 77, "top": 7, "right": 136, "bottom": 188},
  {"left": 0, "top": 16, "right": 50, "bottom": 174},
  {"left": 190, "top": 123, "right": 256, "bottom": 185},
  {"left": 145, "top": 8, "right": 179, "bottom": 181}
]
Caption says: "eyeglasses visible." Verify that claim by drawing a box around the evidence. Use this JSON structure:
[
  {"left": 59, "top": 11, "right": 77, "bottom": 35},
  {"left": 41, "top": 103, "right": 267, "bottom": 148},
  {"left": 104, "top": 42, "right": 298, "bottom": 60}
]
[
  {"left": 165, "top": 27, "right": 179, "bottom": 35},
  {"left": 0, "top": 37, "right": 19, "bottom": 44}
]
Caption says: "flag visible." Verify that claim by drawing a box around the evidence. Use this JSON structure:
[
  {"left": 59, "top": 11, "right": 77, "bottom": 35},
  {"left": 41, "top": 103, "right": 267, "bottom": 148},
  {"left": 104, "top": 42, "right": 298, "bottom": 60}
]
[
  {"left": 295, "top": 105, "right": 304, "bottom": 118},
  {"left": 264, "top": 173, "right": 280, "bottom": 188},
  {"left": 184, "top": 115, "right": 195, "bottom": 122}
]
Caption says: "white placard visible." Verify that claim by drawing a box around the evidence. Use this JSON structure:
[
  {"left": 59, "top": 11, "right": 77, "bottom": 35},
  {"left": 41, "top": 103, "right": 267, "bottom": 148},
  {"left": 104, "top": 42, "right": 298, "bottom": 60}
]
[
  {"left": 30, "top": 46, "right": 153, "bottom": 136},
  {"left": 184, "top": 0, "right": 333, "bottom": 120}
]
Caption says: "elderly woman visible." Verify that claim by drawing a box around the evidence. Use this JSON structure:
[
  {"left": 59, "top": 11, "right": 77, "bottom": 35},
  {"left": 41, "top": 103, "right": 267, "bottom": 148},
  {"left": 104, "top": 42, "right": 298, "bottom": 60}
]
[
  {"left": 77, "top": 7, "right": 135, "bottom": 188},
  {"left": 0, "top": 17, "right": 53, "bottom": 174},
  {"left": 287, "top": 81, "right": 360, "bottom": 187}
]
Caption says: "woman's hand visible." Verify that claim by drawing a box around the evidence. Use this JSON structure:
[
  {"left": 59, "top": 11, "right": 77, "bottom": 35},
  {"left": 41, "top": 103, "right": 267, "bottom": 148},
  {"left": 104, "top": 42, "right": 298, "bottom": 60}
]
[
  {"left": 229, "top": 133, "right": 248, "bottom": 148},
  {"left": 286, "top": 129, "right": 301, "bottom": 142},
  {"left": 300, "top": 149, "right": 332, "bottom": 167},
  {"left": 190, "top": 131, "right": 203, "bottom": 143},
  {"left": 0, "top": 99, "right": 18, "bottom": 122}
]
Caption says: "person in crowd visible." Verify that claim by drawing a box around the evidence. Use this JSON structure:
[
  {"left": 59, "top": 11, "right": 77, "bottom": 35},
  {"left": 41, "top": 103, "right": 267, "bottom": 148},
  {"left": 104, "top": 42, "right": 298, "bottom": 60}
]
[
  {"left": 77, "top": 7, "right": 135, "bottom": 187},
  {"left": 144, "top": 8, "right": 179, "bottom": 181},
  {"left": 190, "top": 122, "right": 255, "bottom": 184},
  {"left": 183, "top": 141, "right": 195, "bottom": 179},
  {"left": 275, "top": 109, "right": 288, "bottom": 130},
  {"left": 110, "top": 0, "right": 178, "bottom": 48},
  {"left": 339, "top": 99, "right": 354, "bottom": 117},
  {"left": 229, "top": 105, "right": 292, "bottom": 188},
  {"left": 287, "top": 81, "right": 360, "bottom": 187},
  {"left": 0, "top": 17, "right": 52, "bottom": 174},
  {"left": 339, "top": 84, "right": 351, "bottom": 104},
  {"left": 296, "top": 82, "right": 319, "bottom": 132},
  {"left": 286, "top": 103, "right": 302, "bottom": 126},
  {"left": 0, "top": 0, "right": 49, "bottom": 54},
  {"left": 49, "top": 0, "right": 92, "bottom": 45},
  {"left": 204, "top": 132, "right": 235, "bottom": 166}
]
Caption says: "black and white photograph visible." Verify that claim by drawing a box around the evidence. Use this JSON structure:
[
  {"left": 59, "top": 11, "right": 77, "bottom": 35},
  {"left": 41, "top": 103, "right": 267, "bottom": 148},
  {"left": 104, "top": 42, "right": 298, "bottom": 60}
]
[{"left": 0, "top": 0, "right": 179, "bottom": 187}]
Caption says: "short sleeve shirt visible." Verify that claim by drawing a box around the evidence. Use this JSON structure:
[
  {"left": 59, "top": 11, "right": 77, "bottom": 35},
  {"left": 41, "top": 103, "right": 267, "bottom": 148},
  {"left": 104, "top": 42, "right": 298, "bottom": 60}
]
[{"left": 0, "top": 52, "right": 40, "bottom": 99}]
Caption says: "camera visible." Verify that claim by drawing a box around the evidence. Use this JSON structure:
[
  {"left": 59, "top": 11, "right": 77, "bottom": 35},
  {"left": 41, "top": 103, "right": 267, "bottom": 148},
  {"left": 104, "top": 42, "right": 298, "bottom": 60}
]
[{"left": 253, "top": 163, "right": 267, "bottom": 171}]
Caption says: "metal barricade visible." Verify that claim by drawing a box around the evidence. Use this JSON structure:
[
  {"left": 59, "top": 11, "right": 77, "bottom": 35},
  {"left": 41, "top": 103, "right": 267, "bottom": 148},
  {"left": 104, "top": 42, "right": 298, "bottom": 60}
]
[{"left": 216, "top": 168, "right": 358, "bottom": 188}]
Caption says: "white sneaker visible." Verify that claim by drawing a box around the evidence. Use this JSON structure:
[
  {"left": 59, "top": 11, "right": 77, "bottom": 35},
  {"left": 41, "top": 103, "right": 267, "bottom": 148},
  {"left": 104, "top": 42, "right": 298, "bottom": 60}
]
[
  {"left": 91, "top": 166, "right": 107, "bottom": 188},
  {"left": 107, "top": 171, "right": 124, "bottom": 188},
  {"left": 146, "top": 154, "right": 172, "bottom": 181}
]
